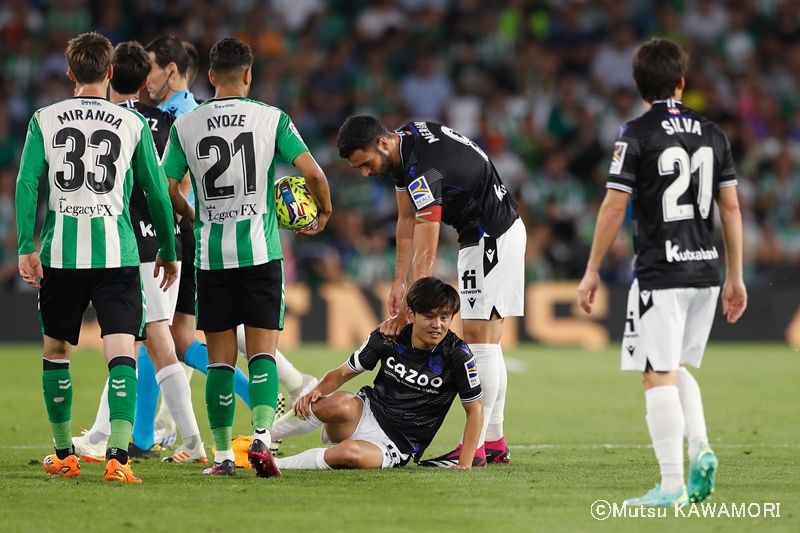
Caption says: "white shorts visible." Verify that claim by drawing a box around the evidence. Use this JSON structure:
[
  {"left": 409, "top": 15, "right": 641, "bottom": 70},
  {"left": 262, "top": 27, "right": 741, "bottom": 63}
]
[
  {"left": 457, "top": 217, "right": 526, "bottom": 320},
  {"left": 621, "top": 278, "right": 719, "bottom": 372},
  {"left": 322, "top": 393, "right": 410, "bottom": 468},
  {"left": 140, "top": 261, "right": 181, "bottom": 325}
]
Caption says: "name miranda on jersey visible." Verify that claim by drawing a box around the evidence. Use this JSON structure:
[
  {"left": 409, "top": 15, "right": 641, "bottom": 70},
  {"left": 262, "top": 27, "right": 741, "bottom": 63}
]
[
  {"left": 665, "top": 240, "right": 719, "bottom": 263},
  {"left": 57, "top": 109, "right": 122, "bottom": 129},
  {"left": 661, "top": 117, "right": 702, "bottom": 136}
]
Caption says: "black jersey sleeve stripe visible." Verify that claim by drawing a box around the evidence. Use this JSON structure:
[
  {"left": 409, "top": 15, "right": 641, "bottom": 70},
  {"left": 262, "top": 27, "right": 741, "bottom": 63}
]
[
  {"left": 718, "top": 179, "right": 738, "bottom": 188},
  {"left": 346, "top": 357, "right": 364, "bottom": 373},
  {"left": 460, "top": 392, "right": 483, "bottom": 403}
]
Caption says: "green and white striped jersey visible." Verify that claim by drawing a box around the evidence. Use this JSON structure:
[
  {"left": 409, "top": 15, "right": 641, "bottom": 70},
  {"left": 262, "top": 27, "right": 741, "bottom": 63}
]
[
  {"left": 16, "top": 96, "right": 176, "bottom": 269},
  {"left": 162, "top": 97, "right": 308, "bottom": 270}
]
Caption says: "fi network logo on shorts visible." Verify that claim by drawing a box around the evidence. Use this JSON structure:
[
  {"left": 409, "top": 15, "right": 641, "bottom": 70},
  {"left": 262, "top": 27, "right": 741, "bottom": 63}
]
[{"left": 590, "top": 500, "right": 782, "bottom": 520}]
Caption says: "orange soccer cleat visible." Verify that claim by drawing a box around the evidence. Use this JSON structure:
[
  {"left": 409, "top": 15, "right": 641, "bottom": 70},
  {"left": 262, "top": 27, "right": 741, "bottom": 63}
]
[
  {"left": 104, "top": 458, "right": 142, "bottom": 483},
  {"left": 43, "top": 453, "right": 81, "bottom": 478}
]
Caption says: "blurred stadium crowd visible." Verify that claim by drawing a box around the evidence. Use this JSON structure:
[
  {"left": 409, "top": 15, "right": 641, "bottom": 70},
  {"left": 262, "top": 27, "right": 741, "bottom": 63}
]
[{"left": 1, "top": 0, "right": 799, "bottom": 292}]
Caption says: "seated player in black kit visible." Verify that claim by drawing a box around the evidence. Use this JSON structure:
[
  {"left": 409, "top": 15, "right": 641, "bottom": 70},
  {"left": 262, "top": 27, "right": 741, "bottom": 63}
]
[{"left": 270, "top": 277, "right": 484, "bottom": 470}]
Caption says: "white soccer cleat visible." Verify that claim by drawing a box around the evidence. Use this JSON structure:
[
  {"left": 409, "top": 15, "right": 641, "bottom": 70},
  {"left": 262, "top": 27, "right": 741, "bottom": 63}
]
[
  {"left": 72, "top": 433, "right": 106, "bottom": 463},
  {"left": 287, "top": 374, "right": 319, "bottom": 410},
  {"left": 162, "top": 442, "right": 208, "bottom": 464},
  {"left": 153, "top": 416, "right": 177, "bottom": 449}
]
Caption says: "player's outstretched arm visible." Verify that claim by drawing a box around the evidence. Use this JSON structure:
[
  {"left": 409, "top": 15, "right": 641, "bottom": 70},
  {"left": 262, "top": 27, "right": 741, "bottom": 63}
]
[
  {"left": 390, "top": 191, "right": 417, "bottom": 314},
  {"left": 452, "top": 399, "right": 484, "bottom": 470},
  {"left": 718, "top": 185, "right": 747, "bottom": 323},
  {"left": 293, "top": 362, "right": 358, "bottom": 420},
  {"left": 578, "top": 189, "right": 629, "bottom": 314},
  {"left": 292, "top": 152, "right": 332, "bottom": 235}
]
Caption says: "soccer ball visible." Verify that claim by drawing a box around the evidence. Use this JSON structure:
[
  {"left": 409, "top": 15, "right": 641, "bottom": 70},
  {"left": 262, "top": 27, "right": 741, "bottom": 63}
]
[{"left": 274, "top": 176, "right": 318, "bottom": 230}]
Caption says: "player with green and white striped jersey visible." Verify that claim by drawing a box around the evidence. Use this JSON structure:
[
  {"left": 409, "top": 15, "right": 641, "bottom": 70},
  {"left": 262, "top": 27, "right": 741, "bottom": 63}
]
[
  {"left": 163, "top": 37, "right": 331, "bottom": 477},
  {"left": 14, "top": 32, "right": 178, "bottom": 484}
]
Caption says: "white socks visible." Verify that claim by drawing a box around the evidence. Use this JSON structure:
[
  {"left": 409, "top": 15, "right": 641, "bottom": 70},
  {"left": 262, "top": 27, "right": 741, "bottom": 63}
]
[
  {"left": 275, "top": 448, "right": 331, "bottom": 470},
  {"left": 156, "top": 363, "right": 201, "bottom": 451},
  {"left": 276, "top": 350, "right": 304, "bottom": 393},
  {"left": 236, "top": 324, "right": 304, "bottom": 392},
  {"left": 486, "top": 346, "right": 507, "bottom": 442},
  {"left": 86, "top": 379, "right": 111, "bottom": 444},
  {"left": 678, "top": 367, "right": 708, "bottom": 460},
  {"left": 469, "top": 343, "right": 501, "bottom": 446},
  {"left": 645, "top": 385, "right": 685, "bottom": 494},
  {"left": 272, "top": 409, "right": 323, "bottom": 440},
  {"left": 153, "top": 363, "right": 193, "bottom": 427}
]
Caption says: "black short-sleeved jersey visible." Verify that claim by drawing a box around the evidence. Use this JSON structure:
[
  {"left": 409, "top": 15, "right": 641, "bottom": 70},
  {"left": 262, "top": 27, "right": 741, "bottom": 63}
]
[
  {"left": 118, "top": 100, "right": 181, "bottom": 262},
  {"left": 347, "top": 325, "right": 482, "bottom": 460},
  {"left": 606, "top": 99, "right": 737, "bottom": 290},
  {"left": 393, "top": 122, "right": 519, "bottom": 247}
]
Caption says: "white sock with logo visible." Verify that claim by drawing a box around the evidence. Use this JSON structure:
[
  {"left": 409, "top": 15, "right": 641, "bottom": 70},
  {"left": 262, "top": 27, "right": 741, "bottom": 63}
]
[
  {"left": 86, "top": 379, "right": 111, "bottom": 445},
  {"left": 678, "top": 367, "right": 708, "bottom": 460},
  {"left": 275, "top": 448, "right": 331, "bottom": 470},
  {"left": 645, "top": 385, "right": 685, "bottom": 494},
  {"left": 272, "top": 408, "right": 323, "bottom": 440},
  {"left": 469, "top": 343, "right": 499, "bottom": 447},
  {"left": 486, "top": 344, "right": 507, "bottom": 442},
  {"left": 156, "top": 363, "right": 201, "bottom": 451}
]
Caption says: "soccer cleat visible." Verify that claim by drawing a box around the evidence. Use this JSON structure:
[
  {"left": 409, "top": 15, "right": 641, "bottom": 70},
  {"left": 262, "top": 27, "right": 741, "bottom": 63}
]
[
  {"left": 212, "top": 435, "right": 253, "bottom": 469},
  {"left": 485, "top": 438, "right": 511, "bottom": 464},
  {"left": 162, "top": 442, "right": 208, "bottom": 464},
  {"left": 152, "top": 416, "right": 177, "bottom": 449},
  {"left": 623, "top": 484, "right": 688, "bottom": 508},
  {"left": 43, "top": 454, "right": 81, "bottom": 478},
  {"left": 286, "top": 374, "right": 319, "bottom": 409},
  {"left": 202, "top": 459, "right": 236, "bottom": 476},
  {"left": 128, "top": 442, "right": 160, "bottom": 459},
  {"left": 271, "top": 393, "right": 285, "bottom": 454},
  {"left": 418, "top": 445, "right": 487, "bottom": 468},
  {"left": 72, "top": 433, "right": 105, "bottom": 463},
  {"left": 104, "top": 458, "right": 142, "bottom": 483},
  {"left": 688, "top": 443, "right": 718, "bottom": 503},
  {"left": 248, "top": 438, "right": 282, "bottom": 478}
]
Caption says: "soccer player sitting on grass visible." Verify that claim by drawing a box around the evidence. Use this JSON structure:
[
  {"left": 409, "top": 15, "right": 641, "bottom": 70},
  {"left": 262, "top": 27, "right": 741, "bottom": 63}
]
[{"left": 271, "top": 277, "right": 484, "bottom": 470}]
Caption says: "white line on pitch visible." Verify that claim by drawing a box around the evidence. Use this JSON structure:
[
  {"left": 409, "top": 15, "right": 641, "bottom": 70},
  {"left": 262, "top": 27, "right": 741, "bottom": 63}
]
[{"left": 509, "top": 443, "right": 800, "bottom": 449}]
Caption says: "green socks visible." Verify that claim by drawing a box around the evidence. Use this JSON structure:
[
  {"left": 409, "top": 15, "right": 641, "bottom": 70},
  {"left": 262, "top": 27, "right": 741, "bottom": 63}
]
[
  {"left": 248, "top": 354, "right": 278, "bottom": 431},
  {"left": 107, "top": 357, "right": 137, "bottom": 452},
  {"left": 207, "top": 365, "right": 235, "bottom": 452},
  {"left": 42, "top": 362, "right": 73, "bottom": 452}
]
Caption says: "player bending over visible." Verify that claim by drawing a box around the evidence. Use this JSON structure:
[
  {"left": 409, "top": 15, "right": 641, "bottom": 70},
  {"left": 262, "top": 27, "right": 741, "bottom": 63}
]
[
  {"left": 578, "top": 38, "right": 747, "bottom": 507},
  {"left": 162, "top": 37, "right": 332, "bottom": 476},
  {"left": 272, "top": 277, "right": 483, "bottom": 470},
  {"left": 15, "top": 33, "right": 178, "bottom": 483}
]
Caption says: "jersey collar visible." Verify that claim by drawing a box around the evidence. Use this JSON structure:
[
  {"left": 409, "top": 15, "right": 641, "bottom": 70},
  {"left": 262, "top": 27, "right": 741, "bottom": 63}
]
[
  {"left": 158, "top": 89, "right": 193, "bottom": 111},
  {"left": 651, "top": 98, "right": 682, "bottom": 107},
  {"left": 115, "top": 98, "right": 139, "bottom": 109}
]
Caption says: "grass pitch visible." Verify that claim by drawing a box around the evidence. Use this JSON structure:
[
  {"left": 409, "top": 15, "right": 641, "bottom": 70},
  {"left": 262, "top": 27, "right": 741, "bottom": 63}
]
[{"left": 0, "top": 343, "right": 797, "bottom": 533}]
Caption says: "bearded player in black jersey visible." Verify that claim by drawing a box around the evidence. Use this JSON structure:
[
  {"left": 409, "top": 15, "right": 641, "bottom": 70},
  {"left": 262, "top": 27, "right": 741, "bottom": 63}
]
[
  {"left": 70, "top": 41, "right": 207, "bottom": 464},
  {"left": 578, "top": 38, "right": 747, "bottom": 507},
  {"left": 269, "top": 277, "right": 483, "bottom": 470},
  {"left": 337, "top": 116, "right": 525, "bottom": 467}
]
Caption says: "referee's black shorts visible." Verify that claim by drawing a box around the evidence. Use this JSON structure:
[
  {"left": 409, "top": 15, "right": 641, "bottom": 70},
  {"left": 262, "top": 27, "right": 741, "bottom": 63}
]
[
  {"left": 175, "top": 217, "right": 196, "bottom": 316},
  {"left": 39, "top": 266, "right": 145, "bottom": 346},
  {"left": 196, "top": 260, "right": 284, "bottom": 333}
]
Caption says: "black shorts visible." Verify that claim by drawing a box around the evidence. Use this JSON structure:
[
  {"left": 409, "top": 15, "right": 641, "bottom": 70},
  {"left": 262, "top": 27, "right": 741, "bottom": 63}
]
[
  {"left": 196, "top": 260, "right": 284, "bottom": 333},
  {"left": 175, "top": 218, "right": 196, "bottom": 316},
  {"left": 39, "top": 266, "right": 145, "bottom": 346}
]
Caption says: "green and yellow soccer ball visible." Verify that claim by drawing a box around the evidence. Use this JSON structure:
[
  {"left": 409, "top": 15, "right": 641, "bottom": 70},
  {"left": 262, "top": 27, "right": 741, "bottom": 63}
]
[{"left": 274, "top": 176, "right": 318, "bottom": 230}]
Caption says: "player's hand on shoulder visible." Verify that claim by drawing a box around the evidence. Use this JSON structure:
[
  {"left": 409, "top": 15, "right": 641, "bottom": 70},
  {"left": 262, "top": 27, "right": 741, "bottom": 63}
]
[
  {"left": 293, "top": 388, "right": 322, "bottom": 420},
  {"left": 387, "top": 280, "right": 406, "bottom": 316},
  {"left": 722, "top": 276, "right": 747, "bottom": 324},
  {"left": 380, "top": 313, "right": 408, "bottom": 340},
  {"left": 154, "top": 257, "right": 179, "bottom": 292},
  {"left": 577, "top": 269, "right": 601, "bottom": 314},
  {"left": 18, "top": 252, "right": 43, "bottom": 289}
]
